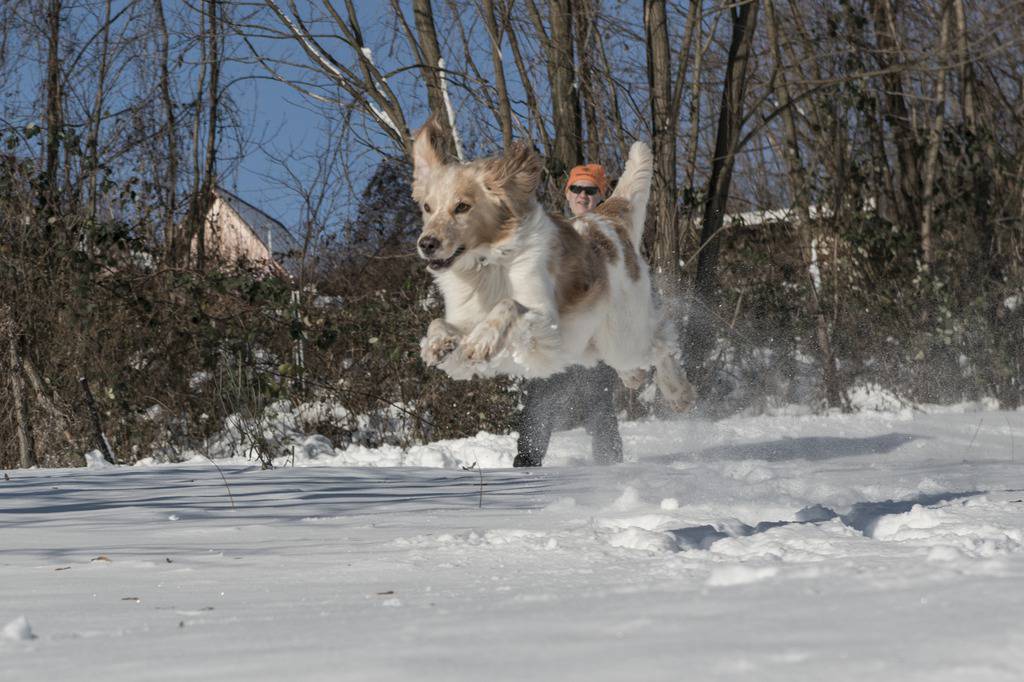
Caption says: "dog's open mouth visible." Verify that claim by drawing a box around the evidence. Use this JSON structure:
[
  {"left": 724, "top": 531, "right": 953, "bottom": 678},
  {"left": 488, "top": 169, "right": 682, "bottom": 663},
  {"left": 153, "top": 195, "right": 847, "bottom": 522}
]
[{"left": 427, "top": 246, "right": 465, "bottom": 271}]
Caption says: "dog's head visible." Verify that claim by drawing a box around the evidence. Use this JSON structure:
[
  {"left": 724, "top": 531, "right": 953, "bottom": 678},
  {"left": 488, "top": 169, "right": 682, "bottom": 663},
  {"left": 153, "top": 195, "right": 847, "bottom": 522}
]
[{"left": 411, "top": 118, "right": 542, "bottom": 272}]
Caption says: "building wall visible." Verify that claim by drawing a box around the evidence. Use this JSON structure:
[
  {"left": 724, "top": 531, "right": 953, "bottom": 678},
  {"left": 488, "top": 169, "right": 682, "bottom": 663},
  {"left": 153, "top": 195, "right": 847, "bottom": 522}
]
[{"left": 199, "top": 196, "right": 285, "bottom": 276}]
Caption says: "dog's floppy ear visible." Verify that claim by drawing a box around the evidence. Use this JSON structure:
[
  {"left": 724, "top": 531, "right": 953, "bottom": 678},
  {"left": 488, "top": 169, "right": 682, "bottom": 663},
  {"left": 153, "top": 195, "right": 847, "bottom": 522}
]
[
  {"left": 411, "top": 116, "right": 446, "bottom": 199},
  {"left": 482, "top": 141, "right": 542, "bottom": 215}
]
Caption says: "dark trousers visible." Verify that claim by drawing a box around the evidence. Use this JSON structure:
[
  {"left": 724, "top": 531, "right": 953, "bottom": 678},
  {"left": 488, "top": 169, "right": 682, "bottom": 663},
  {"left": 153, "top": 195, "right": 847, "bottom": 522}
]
[{"left": 514, "top": 363, "right": 623, "bottom": 466}]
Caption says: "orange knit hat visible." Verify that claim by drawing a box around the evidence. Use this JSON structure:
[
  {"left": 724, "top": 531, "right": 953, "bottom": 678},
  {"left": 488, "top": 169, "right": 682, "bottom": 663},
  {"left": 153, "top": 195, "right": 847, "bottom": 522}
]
[{"left": 565, "top": 164, "right": 609, "bottom": 196}]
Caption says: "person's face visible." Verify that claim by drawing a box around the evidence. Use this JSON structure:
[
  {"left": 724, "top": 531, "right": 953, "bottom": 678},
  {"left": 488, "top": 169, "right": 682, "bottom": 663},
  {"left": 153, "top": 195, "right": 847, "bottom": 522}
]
[{"left": 566, "top": 182, "right": 604, "bottom": 217}]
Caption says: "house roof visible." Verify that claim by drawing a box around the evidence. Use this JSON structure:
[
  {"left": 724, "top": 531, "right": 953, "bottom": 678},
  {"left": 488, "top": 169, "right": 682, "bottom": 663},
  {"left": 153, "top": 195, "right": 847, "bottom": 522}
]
[
  {"left": 214, "top": 187, "right": 302, "bottom": 258},
  {"left": 702, "top": 197, "right": 879, "bottom": 229}
]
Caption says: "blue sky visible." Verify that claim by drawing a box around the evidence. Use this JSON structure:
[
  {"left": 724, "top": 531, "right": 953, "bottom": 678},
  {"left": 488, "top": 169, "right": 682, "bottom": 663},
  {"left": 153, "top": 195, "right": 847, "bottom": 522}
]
[
  {"left": 222, "top": 3, "right": 404, "bottom": 237},
  {"left": 1, "top": 1, "right": 671, "bottom": 240},
  {"left": 0, "top": 0, "right": 399, "bottom": 239},
  {"left": 218, "top": 68, "right": 342, "bottom": 235}
]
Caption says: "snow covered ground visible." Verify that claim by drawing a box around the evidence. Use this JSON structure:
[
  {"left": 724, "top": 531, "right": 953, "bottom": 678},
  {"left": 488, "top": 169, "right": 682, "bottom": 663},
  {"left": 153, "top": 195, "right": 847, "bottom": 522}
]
[{"left": 3, "top": 405, "right": 1024, "bottom": 681}]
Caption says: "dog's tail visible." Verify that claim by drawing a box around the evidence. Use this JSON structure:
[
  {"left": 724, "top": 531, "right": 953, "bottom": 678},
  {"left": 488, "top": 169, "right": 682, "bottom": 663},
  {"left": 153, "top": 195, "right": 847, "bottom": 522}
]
[{"left": 609, "top": 141, "right": 653, "bottom": 246}]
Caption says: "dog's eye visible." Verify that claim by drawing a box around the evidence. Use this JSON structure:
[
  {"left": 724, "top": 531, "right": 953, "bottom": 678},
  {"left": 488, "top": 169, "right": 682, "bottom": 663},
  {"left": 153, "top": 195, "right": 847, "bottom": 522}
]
[
  {"left": 423, "top": 203, "right": 432, "bottom": 213},
  {"left": 453, "top": 202, "right": 471, "bottom": 215}
]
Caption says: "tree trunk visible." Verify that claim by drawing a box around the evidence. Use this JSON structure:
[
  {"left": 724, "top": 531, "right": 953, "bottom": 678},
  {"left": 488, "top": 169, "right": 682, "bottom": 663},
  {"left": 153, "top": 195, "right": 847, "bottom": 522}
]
[
  {"left": 684, "top": 1, "right": 706, "bottom": 208},
  {"left": 919, "top": 1, "right": 951, "bottom": 270},
  {"left": 542, "top": 0, "right": 582, "bottom": 177},
  {"left": 187, "top": 0, "right": 221, "bottom": 270},
  {"left": 573, "top": 0, "right": 602, "bottom": 163},
  {"left": 87, "top": 0, "right": 113, "bottom": 218},
  {"left": 953, "top": 0, "right": 996, "bottom": 286},
  {"left": 644, "top": 0, "right": 679, "bottom": 292},
  {"left": 412, "top": 0, "right": 458, "bottom": 158},
  {"left": 765, "top": 0, "right": 844, "bottom": 409},
  {"left": 7, "top": 326, "right": 36, "bottom": 468},
  {"left": 43, "top": 0, "right": 63, "bottom": 217},
  {"left": 482, "top": 0, "right": 513, "bottom": 148},
  {"left": 868, "top": 0, "right": 924, "bottom": 244},
  {"left": 199, "top": 0, "right": 221, "bottom": 270},
  {"left": 685, "top": 0, "right": 760, "bottom": 387},
  {"left": 22, "top": 353, "right": 77, "bottom": 454},
  {"left": 154, "top": 0, "right": 180, "bottom": 263},
  {"left": 186, "top": 0, "right": 209, "bottom": 268}
]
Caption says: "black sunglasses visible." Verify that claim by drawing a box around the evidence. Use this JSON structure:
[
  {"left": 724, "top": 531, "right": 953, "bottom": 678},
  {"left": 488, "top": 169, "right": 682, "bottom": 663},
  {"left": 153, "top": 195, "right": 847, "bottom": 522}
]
[{"left": 568, "top": 184, "right": 600, "bottom": 196}]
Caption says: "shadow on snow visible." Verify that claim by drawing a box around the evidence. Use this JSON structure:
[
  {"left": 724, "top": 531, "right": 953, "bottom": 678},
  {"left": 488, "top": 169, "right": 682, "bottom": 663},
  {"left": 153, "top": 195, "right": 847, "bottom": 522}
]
[
  {"left": 670, "top": 490, "right": 981, "bottom": 550},
  {"left": 693, "top": 432, "right": 918, "bottom": 462},
  {"left": 0, "top": 465, "right": 556, "bottom": 522}
]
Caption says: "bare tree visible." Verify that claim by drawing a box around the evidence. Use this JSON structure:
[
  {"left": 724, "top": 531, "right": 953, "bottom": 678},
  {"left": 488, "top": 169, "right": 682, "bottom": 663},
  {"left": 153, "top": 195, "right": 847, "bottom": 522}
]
[
  {"left": 259, "top": 1, "right": 411, "bottom": 157},
  {"left": 686, "top": 0, "right": 760, "bottom": 386},
  {"left": 764, "top": 0, "right": 843, "bottom": 408},
  {"left": 644, "top": 0, "right": 699, "bottom": 293},
  {"left": 412, "top": 0, "right": 459, "bottom": 156},
  {"left": 528, "top": 0, "right": 582, "bottom": 177},
  {"left": 43, "top": 0, "right": 63, "bottom": 217},
  {"left": 86, "top": 0, "right": 114, "bottom": 217},
  {"left": 867, "top": 0, "right": 925, "bottom": 252},
  {"left": 918, "top": 0, "right": 953, "bottom": 269},
  {"left": 153, "top": 0, "right": 180, "bottom": 258},
  {"left": 4, "top": 312, "right": 36, "bottom": 468},
  {"left": 482, "top": 0, "right": 514, "bottom": 148},
  {"left": 644, "top": 0, "right": 678, "bottom": 288}
]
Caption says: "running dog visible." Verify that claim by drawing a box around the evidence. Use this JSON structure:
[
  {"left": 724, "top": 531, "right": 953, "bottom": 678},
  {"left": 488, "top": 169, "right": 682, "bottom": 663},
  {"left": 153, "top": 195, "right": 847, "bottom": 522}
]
[{"left": 412, "top": 119, "right": 695, "bottom": 411}]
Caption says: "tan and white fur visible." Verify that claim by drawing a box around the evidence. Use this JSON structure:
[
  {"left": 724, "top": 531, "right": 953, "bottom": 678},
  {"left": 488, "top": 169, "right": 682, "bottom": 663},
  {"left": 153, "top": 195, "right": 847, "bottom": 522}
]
[{"left": 412, "top": 119, "right": 695, "bottom": 411}]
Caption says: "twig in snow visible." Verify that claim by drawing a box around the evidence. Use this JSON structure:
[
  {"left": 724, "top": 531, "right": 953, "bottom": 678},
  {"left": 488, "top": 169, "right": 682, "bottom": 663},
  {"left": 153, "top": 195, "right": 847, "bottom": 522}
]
[
  {"left": 79, "top": 376, "right": 117, "bottom": 465},
  {"left": 461, "top": 461, "right": 484, "bottom": 508},
  {"left": 198, "top": 450, "right": 236, "bottom": 511},
  {"left": 163, "top": 411, "right": 236, "bottom": 510},
  {"left": 967, "top": 417, "right": 983, "bottom": 451},
  {"left": 1007, "top": 415, "right": 1016, "bottom": 465}
]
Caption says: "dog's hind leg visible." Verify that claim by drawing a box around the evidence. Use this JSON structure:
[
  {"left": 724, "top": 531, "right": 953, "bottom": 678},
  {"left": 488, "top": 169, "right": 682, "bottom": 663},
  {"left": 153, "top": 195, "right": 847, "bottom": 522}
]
[
  {"left": 654, "top": 347, "right": 697, "bottom": 412},
  {"left": 652, "top": 318, "right": 697, "bottom": 412},
  {"left": 618, "top": 367, "right": 647, "bottom": 390}
]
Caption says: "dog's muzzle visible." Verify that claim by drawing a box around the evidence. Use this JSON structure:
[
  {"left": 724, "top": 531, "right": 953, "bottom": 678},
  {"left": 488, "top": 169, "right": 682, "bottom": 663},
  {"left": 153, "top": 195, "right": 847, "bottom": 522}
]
[{"left": 419, "top": 236, "right": 465, "bottom": 271}]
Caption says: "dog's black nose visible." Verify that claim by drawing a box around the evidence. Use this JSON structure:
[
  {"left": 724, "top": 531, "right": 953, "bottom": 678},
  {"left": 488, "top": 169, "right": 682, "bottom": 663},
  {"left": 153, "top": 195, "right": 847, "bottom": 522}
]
[{"left": 418, "top": 235, "right": 440, "bottom": 256}]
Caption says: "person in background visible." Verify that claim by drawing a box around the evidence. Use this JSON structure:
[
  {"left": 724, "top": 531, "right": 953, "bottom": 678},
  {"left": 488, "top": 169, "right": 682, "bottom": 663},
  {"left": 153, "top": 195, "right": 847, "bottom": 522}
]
[{"left": 513, "top": 163, "right": 624, "bottom": 467}]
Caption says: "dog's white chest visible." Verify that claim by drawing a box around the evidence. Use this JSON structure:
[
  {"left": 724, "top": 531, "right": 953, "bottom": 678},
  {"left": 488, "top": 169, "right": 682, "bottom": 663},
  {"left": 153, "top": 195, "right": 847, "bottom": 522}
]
[{"left": 437, "top": 266, "right": 513, "bottom": 332}]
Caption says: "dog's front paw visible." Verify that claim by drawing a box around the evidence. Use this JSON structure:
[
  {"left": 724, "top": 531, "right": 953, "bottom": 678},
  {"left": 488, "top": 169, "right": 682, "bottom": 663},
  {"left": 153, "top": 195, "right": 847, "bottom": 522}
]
[
  {"left": 421, "top": 332, "right": 460, "bottom": 366},
  {"left": 461, "top": 321, "right": 504, "bottom": 364}
]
